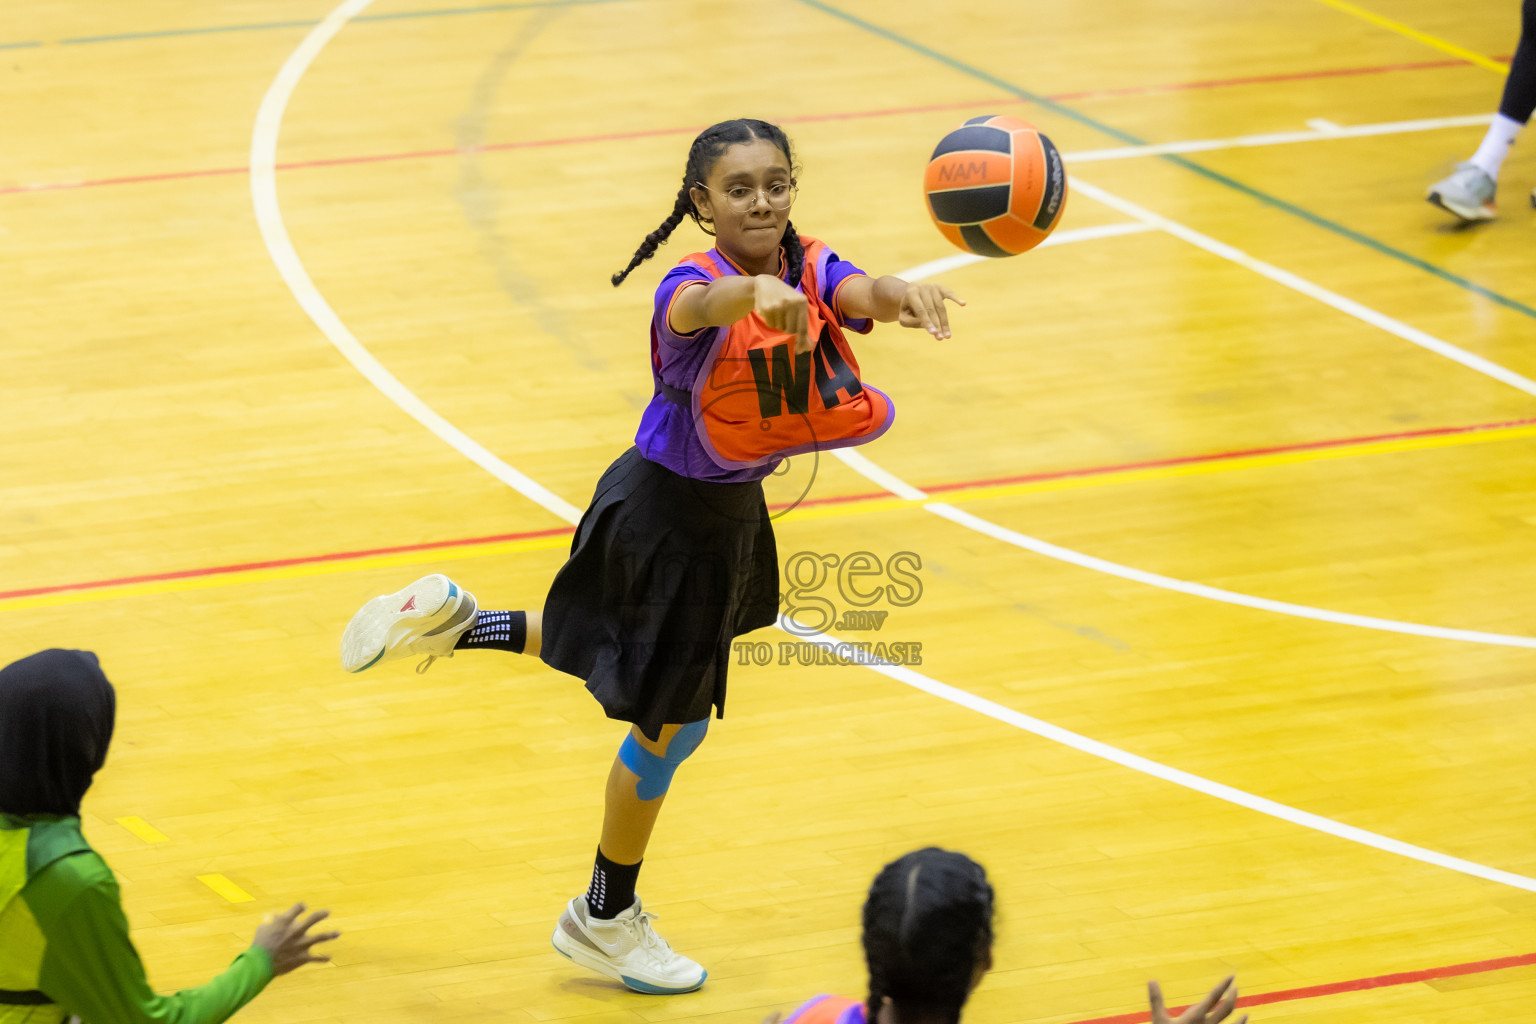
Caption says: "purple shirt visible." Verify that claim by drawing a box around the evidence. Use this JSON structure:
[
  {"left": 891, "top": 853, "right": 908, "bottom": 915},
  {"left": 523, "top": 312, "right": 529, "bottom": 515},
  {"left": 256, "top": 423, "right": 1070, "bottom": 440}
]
[
  {"left": 783, "top": 996, "right": 866, "bottom": 1024},
  {"left": 635, "top": 243, "right": 872, "bottom": 482}
]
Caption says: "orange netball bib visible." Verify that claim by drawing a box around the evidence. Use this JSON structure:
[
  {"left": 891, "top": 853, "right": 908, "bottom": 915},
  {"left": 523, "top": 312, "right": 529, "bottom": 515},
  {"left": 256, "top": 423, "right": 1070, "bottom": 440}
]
[
  {"left": 784, "top": 995, "right": 865, "bottom": 1024},
  {"left": 664, "top": 238, "right": 895, "bottom": 471}
]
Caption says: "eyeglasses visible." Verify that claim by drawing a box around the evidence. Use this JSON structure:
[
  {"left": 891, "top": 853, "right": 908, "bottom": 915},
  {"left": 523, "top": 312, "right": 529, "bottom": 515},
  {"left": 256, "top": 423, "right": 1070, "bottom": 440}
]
[{"left": 697, "top": 181, "right": 797, "bottom": 213}]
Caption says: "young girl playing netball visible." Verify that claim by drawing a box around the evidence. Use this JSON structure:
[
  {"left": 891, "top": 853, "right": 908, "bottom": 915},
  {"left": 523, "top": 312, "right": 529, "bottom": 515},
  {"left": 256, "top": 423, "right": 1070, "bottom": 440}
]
[
  {"left": 775, "top": 847, "right": 1247, "bottom": 1024},
  {"left": 339, "top": 118, "right": 962, "bottom": 994}
]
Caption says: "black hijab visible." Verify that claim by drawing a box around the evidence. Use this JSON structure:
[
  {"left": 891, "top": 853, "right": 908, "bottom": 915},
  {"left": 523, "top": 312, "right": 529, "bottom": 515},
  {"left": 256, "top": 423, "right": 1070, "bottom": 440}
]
[{"left": 0, "top": 649, "right": 116, "bottom": 817}]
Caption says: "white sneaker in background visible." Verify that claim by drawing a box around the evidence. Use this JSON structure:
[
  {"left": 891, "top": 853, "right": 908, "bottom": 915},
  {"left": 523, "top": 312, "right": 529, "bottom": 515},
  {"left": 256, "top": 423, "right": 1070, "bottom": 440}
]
[{"left": 1426, "top": 161, "right": 1497, "bottom": 222}]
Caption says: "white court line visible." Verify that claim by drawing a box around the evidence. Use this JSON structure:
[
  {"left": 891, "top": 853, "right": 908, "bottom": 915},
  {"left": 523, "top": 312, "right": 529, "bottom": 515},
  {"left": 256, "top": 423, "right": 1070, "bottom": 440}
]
[
  {"left": 869, "top": 177, "right": 1536, "bottom": 647},
  {"left": 249, "top": 0, "right": 583, "bottom": 525},
  {"left": 1066, "top": 113, "right": 1493, "bottom": 163},
  {"left": 1066, "top": 176, "right": 1536, "bottom": 398},
  {"left": 784, "top": 616, "right": 1536, "bottom": 893},
  {"left": 932, "top": 503, "right": 1536, "bottom": 648},
  {"left": 838, "top": 448, "right": 1536, "bottom": 649},
  {"left": 255, "top": 1, "right": 1536, "bottom": 895},
  {"left": 899, "top": 221, "right": 1154, "bottom": 281}
]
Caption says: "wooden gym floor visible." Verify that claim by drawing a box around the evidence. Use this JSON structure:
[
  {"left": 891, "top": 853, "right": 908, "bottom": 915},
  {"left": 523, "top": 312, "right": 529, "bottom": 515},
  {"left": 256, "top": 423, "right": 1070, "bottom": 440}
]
[{"left": 2, "top": 1, "right": 1534, "bottom": 1022}]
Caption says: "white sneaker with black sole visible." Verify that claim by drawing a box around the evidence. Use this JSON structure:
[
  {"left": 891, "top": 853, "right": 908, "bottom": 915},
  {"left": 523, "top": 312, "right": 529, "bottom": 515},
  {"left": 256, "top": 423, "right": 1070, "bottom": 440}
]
[
  {"left": 1426, "top": 161, "right": 1497, "bottom": 222},
  {"left": 552, "top": 895, "right": 706, "bottom": 994},
  {"left": 340, "top": 573, "right": 478, "bottom": 673}
]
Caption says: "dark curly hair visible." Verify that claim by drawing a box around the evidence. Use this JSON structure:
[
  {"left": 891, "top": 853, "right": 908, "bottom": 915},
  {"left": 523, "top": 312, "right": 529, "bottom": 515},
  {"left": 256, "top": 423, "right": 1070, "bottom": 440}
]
[
  {"left": 862, "top": 848, "right": 995, "bottom": 1024},
  {"left": 610, "top": 118, "right": 803, "bottom": 289}
]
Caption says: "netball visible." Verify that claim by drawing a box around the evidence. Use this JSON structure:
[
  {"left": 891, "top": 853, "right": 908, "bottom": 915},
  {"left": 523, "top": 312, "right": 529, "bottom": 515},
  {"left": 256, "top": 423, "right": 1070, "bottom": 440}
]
[{"left": 924, "top": 114, "right": 1068, "bottom": 256}]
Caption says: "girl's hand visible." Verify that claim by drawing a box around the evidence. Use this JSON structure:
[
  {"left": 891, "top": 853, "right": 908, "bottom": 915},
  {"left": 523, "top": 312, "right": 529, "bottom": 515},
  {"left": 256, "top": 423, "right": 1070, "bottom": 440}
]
[
  {"left": 1148, "top": 975, "right": 1247, "bottom": 1024},
  {"left": 898, "top": 283, "right": 965, "bottom": 340},
  {"left": 253, "top": 903, "right": 340, "bottom": 977},
  {"left": 755, "top": 274, "right": 813, "bottom": 354}
]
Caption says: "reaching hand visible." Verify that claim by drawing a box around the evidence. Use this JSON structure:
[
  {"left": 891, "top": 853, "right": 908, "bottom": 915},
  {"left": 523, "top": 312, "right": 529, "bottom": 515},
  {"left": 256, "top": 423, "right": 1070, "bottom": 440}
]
[
  {"left": 898, "top": 283, "right": 965, "bottom": 340},
  {"left": 1149, "top": 974, "right": 1247, "bottom": 1024},
  {"left": 755, "top": 274, "right": 813, "bottom": 354},
  {"left": 252, "top": 903, "right": 341, "bottom": 976}
]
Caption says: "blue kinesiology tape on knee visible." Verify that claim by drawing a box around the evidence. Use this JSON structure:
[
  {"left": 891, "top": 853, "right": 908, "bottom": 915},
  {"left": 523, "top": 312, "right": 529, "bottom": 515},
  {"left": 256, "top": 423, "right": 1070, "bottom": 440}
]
[{"left": 618, "top": 719, "right": 709, "bottom": 800}]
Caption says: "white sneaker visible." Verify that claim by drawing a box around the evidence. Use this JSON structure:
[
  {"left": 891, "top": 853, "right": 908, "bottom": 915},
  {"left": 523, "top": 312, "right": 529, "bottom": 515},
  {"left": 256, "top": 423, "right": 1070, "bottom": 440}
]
[
  {"left": 1426, "top": 161, "right": 1496, "bottom": 222},
  {"left": 340, "top": 574, "right": 478, "bottom": 673},
  {"left": 552, "top": 896, "right": 706, "bottom": 994}
]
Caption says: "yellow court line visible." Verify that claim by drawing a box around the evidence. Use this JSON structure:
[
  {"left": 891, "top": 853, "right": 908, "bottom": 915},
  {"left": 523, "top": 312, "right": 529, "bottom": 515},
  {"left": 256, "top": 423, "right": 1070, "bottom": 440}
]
[
  {"left": 3, "top": 423, "right": 1534, "bottom": 614},
  {"left": 115, "top": 816, "right": 169, "bottom": 844},
  {"left": 1312, "top": 0, "right": 1509, "bottom": 73},
  {"left": 930, "top": 422, "right": 1536, "bottom": 505},
  {"left": 197, "top": 873, "right": 255, "bottom": 903}
]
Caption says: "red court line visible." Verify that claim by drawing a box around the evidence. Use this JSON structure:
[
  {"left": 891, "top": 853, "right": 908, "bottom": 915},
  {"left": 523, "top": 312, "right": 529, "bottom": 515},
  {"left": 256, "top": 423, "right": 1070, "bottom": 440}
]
[
  {"left": 0, "top": 526, "right": 575, "bottom": 601},
  {"left": 0, "top": 56, "right": 1503, "bottom": 197},
  {"left": 5, "top": 415, "right": 1532, "bottom": 603},
  {"left": 1048, "top": 55, "right": 1485, "bottom": 100},
  {"left": 1066, "top": 951, "right": 1536, "bottom": 1024},
  {"left": 915, "top": 415, "right": 1536, "bottom": 498}
]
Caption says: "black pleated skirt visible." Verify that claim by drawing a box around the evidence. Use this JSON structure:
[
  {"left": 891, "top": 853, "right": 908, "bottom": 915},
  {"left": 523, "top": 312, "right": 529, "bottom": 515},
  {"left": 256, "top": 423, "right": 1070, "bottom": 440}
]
[{"left": 539, "top": 447, "right": 779, "bottom": 740}]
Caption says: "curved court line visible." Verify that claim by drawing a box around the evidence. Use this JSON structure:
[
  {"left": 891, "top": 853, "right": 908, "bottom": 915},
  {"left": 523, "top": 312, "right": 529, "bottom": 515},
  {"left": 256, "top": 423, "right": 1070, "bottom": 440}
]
[
  {"left": 249, "top": 0, "right": 583, "bottom": 525},
  {"left": 879, "top": 221, "right": 1536, "bottom": 648},
  {"left": 6, "top": 415, "right": 1533, "bottom": 614},
  {"left": 933, "top": 503, "right": 1536, "bottom": 649},
  {"left": 786, "top": 618, "right": 1536, "bottom": 893},
  {"left": 254, "top": 0, "right": 1536, "bottom": 895},
  {"left": 836, "top": 447, "right": 1536, "bottom": 650}
]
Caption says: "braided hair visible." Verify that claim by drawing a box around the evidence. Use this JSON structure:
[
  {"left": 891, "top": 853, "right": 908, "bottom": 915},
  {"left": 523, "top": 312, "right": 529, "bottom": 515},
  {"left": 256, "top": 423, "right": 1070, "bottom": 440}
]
[
  {"left": 862, "top": 848, "right": 995, "bottom": 1024},
  {"left": 611, "top": 118, "right": 804, "bottom": 288}
]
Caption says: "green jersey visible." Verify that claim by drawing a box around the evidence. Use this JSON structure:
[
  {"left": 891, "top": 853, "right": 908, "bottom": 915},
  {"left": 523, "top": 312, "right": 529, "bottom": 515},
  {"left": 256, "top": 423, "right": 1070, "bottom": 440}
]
[{"left": 0, "top": 816, "right": 271, "bottom": 1024}]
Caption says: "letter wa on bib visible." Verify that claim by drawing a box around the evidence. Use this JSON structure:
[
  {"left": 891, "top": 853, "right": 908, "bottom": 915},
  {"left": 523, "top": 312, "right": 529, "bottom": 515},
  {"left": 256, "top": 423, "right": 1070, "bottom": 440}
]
[{"left": 669, "top": 238, "right": 894, "bottom": 471}]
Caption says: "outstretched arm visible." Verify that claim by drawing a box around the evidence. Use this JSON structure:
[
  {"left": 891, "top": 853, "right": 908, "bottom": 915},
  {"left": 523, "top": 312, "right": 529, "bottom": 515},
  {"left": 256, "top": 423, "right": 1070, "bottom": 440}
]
[
  {"left": 32, "top": 857, "right": 339, "bottom": 1024},
  {"left": 836, "top": 276, "right": 965, "bottom": 339},
  {"left": 669, "top": 275, "right": 816, "bottom": 353}
]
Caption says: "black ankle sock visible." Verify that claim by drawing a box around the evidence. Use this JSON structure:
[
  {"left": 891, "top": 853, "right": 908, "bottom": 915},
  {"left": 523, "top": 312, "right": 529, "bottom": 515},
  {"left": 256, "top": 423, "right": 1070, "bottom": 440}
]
[
  {"left": 454, "top": 610, "right": 527, "bottom": 653},
  {"left": 586, "top": 846, "right": 641, "bottom": 920}
]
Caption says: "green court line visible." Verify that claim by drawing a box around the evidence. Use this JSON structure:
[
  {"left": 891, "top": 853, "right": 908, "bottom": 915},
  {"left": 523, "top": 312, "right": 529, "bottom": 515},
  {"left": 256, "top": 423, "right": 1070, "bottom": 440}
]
[
  {"left": 357, "top": 0, "right": 628, "bottom": 22},
  {"left": 53, "top": 0, "right": 628, "bottom": 46},
  {"left": 61, "top": 20, "right": 318, "bottom": 43},
  {"left": 0, "top": 41, "right": 43, "bottom": 50},
  {"left": 794, "top": 0, "right": 1536, "bottom": 322}
]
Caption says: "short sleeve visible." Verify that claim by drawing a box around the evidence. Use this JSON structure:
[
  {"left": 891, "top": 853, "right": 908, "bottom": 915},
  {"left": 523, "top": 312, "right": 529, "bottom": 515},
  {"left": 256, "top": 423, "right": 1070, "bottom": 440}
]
[
  {"left": 817, "top": 248, "right": 873, "bottom": 335},
  {"left": 653, "top": 263, "right": 715, "bottom": 348}
]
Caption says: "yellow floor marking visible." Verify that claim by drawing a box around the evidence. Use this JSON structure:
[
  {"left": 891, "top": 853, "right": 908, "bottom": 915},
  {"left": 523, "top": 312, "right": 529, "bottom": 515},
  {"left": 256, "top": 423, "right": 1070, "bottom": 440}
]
[
  {"left": 197, "top": 873, "right": 255, "bottom": 903},
  {"left": 1312, "top": 0, "right": 1509, "bottom": 72},
  {"left": 930, "top": 422, "right": 1536, "bottom": 506},
  {"left": 2, "top": 423, "right": 1533, "bottom": 615},
  {"left": 115, "top": 816, "right": 169, "bottom": 844}
]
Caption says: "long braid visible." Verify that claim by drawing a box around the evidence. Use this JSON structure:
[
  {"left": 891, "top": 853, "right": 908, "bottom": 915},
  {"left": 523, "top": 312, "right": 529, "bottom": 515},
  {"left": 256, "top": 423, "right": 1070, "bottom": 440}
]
[
  {"left": 611, "top": 185, "right": 692, "bottom": 287},
  {"left": 864, "top": 866, "right": 901, "bottom": 1024},
  {"left": 780, "top": 219, "right": 805, "bottom": 289},
  {"left": 861, "top": 848, "right": 994, "bottom": 1024}
]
